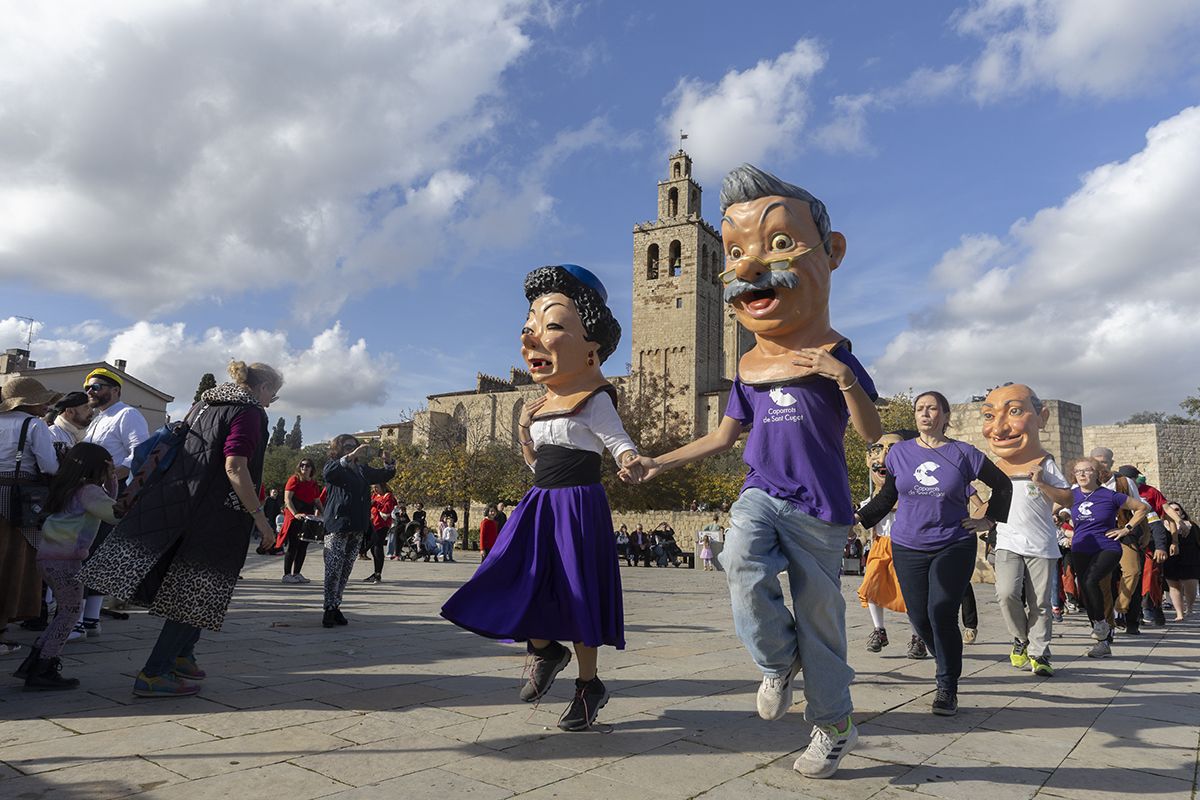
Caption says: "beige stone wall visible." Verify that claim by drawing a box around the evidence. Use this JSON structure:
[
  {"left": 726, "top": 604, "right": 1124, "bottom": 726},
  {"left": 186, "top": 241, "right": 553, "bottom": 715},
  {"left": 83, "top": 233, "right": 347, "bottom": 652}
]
[
  {"left": 611, "top": 510, "right": 730, "bottom": 551},
  {"left": 1082, "top": 423, "right": 1200, "bottom": 512}
]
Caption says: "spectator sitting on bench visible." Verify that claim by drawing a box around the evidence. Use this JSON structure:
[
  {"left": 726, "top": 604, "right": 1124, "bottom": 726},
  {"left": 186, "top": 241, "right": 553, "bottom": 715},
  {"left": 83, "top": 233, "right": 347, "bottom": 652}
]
[{"left": 652, "top": 522, "right": 683, "bottom": 567}]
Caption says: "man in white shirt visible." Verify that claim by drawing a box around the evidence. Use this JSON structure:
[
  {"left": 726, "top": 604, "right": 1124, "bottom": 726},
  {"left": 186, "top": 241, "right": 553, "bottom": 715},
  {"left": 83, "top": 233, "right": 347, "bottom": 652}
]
[
  {"left": 77, "top": 367, "right": 149, "bottom": 636},
  {"left": 82, "top": 368, "right": 149, "bottom": 482},
  {"left": 982, "top": 384, "right": 1075, "bottom": 675},
  {"left": 48, "top": 391, "right": 93, "bottom": 450}
]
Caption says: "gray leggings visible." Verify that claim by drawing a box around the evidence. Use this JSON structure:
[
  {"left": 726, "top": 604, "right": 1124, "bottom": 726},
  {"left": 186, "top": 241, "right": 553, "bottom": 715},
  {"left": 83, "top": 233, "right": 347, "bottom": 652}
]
[
  {"left": 323, "top": 530, "right": 362, "bottom": 609},
  {"left": 35, "top": 560, "right": 84, "bottom": 660}
]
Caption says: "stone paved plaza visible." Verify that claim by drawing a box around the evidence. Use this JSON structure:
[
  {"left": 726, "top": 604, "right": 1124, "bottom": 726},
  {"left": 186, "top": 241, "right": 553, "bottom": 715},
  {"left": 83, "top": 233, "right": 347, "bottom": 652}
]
[{"left": 1, "top": 549, "right": 1197, "bottom": 799}]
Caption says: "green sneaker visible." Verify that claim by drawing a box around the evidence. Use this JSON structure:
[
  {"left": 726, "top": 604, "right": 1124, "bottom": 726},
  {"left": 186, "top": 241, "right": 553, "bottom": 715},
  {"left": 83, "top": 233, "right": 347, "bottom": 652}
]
[
  {"left": 1030, "top": 654, "right": 1054, "bottom": 676},
  {"left": 1009, "top": 638, "right": 1030, "bottom": 668},
  {"left": 173, "top": 656, "right": 207, "bottom": 681},
  {"left": 133, "top": 671, "right": 201, "bottom": 698}
]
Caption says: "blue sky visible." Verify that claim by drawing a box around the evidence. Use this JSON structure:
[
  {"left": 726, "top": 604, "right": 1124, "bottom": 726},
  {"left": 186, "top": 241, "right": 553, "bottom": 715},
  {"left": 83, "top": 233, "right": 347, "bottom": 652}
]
[{"left": 3, "top": 1, "right": 1200, "bottom": 439}]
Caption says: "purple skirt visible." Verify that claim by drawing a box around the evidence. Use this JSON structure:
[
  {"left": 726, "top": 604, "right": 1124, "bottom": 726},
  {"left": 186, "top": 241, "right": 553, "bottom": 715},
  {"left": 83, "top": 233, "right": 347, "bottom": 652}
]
[{"left": 441, "top": 483, "right": 624, "bottom": 649}]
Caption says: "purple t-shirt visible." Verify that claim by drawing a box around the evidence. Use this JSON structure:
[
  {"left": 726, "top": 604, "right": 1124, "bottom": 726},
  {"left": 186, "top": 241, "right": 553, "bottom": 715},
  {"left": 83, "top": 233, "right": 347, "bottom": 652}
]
[
  {"left": 1070, "top": 486, "right": 1124, "bottom": 554},
  {"left": 886, "top": 439, "right": 987, "bottom": 551},
  {"left": 724, "top": 347, "right": 877, "bottom": 525}
]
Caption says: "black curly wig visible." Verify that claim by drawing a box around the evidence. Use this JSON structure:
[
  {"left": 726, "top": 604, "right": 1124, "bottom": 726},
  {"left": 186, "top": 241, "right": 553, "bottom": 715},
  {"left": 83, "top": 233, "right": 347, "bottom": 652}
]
[{"left": 523, "top": 265, "right": 621, "bottom": 364}]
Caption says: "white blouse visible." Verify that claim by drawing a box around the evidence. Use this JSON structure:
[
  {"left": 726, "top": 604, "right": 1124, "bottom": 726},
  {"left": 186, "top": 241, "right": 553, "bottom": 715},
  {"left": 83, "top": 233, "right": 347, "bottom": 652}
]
[
  {"left": 529, "top": 391, "right": 636, "bottom": 466},
  {"left": 0, "top": 411, "right": 59, "bottom": 475}
]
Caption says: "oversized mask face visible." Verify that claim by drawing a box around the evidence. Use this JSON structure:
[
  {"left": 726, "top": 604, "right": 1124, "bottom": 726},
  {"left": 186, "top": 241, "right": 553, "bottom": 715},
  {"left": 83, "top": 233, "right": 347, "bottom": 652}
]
[
  {"left": 521, "top": 292, "right": 600, "bottom": 388},
  {"left": 981, "top": 384, "right": 1048, "bottom": 462},
  {"left": 720, "top": 195, "right": 840, "bottom": 341},
  {"left": 865, "top": 433, "right": 906, "bottom": 492}
]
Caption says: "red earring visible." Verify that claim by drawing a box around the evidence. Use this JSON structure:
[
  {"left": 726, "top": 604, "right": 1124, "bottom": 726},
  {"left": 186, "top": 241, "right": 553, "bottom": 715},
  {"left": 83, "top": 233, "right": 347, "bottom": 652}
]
[{"left": 587, "top": 351, "right": 595, "bottom": 366}]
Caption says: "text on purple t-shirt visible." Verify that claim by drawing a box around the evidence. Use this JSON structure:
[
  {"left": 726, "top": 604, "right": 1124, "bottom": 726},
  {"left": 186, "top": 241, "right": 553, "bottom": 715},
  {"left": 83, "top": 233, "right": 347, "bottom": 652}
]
[
  {"left": 1069, "top": 486, "right": 1124, "bottom": 554},
  {"left": 885, "top": 438, "right": 987, "bottom": 551},
  {"left": 723, "top": 347, "right": 877, "bottom": 525}
]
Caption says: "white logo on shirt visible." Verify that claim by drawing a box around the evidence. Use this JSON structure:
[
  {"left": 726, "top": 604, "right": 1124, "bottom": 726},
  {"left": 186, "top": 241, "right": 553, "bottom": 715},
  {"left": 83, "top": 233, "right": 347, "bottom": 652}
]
[
  {"left": 913, "top": 462, "right": 940, "bottom": 487},
  {"left": 768, "top": 387, "right": 797, "bottom": 407},
  {"left": 1078, "top": 501, "right": 1094, "bottom": 518}
]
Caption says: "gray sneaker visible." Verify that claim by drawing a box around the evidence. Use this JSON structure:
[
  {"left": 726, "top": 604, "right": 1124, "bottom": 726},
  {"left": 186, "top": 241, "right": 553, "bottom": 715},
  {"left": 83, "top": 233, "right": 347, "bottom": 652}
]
[
  {"left": 757, "top": 658, "right": 801, "bottom": 721},
  {"left": 1086, "top": 640, "right": 1112, "bottom": 659},
  {"left": 794, "top": 718, "right": 858, "bottom": 778},
  {"left": 520, "top": 641, "right": 572, "bottom": 703},
  {"left": 1090, "top": 620, "right": 1111, "bottom": 641}
]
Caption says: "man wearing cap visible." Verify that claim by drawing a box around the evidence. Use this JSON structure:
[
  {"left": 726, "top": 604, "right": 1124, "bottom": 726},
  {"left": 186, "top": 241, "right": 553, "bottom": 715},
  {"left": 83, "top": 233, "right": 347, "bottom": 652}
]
[
  {"left": 78, "top": 367, "right": 148, "bottom": 637},
  {"left": 47, "top": 392, "right": 93, "bottom": 451},
  {"left": 1116, "top": 465, "right": 1173, "bottom": 628}
]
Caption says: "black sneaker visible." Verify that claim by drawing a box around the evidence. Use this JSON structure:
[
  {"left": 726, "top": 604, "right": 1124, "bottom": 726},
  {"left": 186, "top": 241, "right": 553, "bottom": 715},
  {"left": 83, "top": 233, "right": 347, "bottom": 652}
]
[
  {"left": 931, "top": 687, "right": 957, "bottom": 716},
  {"left": 866, "top": 628, "right": 888, "bottom": 653},
  {"left": 333, "top": 608, "right": 349, "bottom": 625},
  {"left": 362, "top": 574, "right": 380, "bottom": 584},
  {"left": 12, "top": 645, "right": 40, "bottom": 680},
  {"left": 558, "top": 676, "right": 609, "bottom": 731},
  {"left": 907, "top": 635, "right": 928, "bottom": 659},
  {"left": 322, "top": 608, "right": 337, "bottom": 628},
  {"left": 520, "top": 641, "right": 572, "bottom": 702},
  {"left": 24, "top": 658, "right": 80, "bottom": 692}
]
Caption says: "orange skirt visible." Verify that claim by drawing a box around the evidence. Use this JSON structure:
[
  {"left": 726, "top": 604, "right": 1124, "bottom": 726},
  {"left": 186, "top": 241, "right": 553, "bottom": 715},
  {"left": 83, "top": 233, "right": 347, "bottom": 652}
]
[{"left": 858, "top": 536, "right": 906, "bottom": 613}]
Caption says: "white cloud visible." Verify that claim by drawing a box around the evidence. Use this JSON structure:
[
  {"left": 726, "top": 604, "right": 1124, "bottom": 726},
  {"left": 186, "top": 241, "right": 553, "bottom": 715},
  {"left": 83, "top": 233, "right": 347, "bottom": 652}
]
[
  {"left": 955, "top": 0, "right": 1200, "bottom": 100},
  {"left": 661, "top": 40, "right": 827, "bottom": 185},
  {"left": 870, "top": 105, "right": 1200, "bottom": 423},
  {"left": 0, "top": 317, "right": 90, "bottom": 367},
  {"left": 0, "top": 1, "right": 546, "bottom": 317}
]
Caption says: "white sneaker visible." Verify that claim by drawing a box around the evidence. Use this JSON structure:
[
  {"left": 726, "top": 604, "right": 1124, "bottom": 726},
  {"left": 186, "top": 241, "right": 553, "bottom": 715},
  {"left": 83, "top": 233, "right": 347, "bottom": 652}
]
[
  {"left": 1091, "top": 620, "right": 1111, "bottom": 641},
  {"left": 82, "top": 621, "right": 100, "bottom": 639},
  {"left": 757, "top": 658, "right": 801, "bottom": 721},
  {"left": 282, "top": 575, "right": 299, "bottom": 584},
  {"left": 68, "top": 623, "right": 87, "bottom": 642},
  {"left": 295, "top": 574, "right": 311, "bottom": 584},
  {"left": 794, "top": 719, "right": 858, "bottom": 779}
]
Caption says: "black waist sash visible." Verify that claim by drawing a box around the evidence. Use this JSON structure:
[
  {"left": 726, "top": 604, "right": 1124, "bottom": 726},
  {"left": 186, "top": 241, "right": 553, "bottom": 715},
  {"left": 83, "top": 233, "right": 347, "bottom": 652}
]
[{"left": 534, "top": 445, "right": 602, "bottom": 489}]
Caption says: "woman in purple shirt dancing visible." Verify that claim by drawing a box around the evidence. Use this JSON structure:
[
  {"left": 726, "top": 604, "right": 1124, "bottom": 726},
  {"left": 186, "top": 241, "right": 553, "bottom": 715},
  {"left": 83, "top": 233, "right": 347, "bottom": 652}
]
[
  {"left": 858, "top": 391, "right": 1012, "bottom": 716},
  {"left": 1068, "top": 457, "right": 1148, "bottom": 659}
]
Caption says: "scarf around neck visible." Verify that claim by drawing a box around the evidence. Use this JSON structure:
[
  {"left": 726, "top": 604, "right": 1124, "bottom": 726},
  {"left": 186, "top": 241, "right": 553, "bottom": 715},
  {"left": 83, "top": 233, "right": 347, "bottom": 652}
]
[
  {"left": 53, "top": 414, "right": 88, "bottom": 444},
  {"left": 200, "top": 383, "right": 259, "bottom": 406}
]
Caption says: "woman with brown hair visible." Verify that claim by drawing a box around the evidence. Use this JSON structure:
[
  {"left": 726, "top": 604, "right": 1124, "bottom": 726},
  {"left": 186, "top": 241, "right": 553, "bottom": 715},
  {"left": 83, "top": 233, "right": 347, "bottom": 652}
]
[
  {"left": 0, "top": 377, "right": 61, "bottom": 655},
  {"left": 280, "top": 458, "right": 323, "bottom": 584},
  {"left": 81, "top": 360, "right": 282, "bottom": 697}
]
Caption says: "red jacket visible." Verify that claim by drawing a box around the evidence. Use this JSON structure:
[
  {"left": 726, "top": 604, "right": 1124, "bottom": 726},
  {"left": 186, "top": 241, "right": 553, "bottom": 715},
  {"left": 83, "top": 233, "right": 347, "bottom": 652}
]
[
  {"left": 370, "top": 491, "right": 398, "bottom": 531},
  {"left": 480, "top": 517, "right": 499, "bottom": 550}
]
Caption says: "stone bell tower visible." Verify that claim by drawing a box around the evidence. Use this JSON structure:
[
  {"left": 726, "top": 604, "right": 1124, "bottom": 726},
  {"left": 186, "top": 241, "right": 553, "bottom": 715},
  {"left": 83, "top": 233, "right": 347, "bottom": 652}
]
[{"left": 630, "top": 151, "right": 749, "bottom": 437}]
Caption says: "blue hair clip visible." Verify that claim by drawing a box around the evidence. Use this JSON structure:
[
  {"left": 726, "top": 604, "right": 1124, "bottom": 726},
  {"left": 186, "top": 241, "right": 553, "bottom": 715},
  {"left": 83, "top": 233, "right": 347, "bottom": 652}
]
[{"left": 560, "top": 264, "right": 608, "bottom": 304}]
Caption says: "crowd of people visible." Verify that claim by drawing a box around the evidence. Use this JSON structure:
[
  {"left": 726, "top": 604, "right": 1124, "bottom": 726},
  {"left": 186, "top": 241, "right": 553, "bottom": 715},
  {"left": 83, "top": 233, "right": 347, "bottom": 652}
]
[{"left": 3, "top": 163, "right": 1198, "bottom": 783}]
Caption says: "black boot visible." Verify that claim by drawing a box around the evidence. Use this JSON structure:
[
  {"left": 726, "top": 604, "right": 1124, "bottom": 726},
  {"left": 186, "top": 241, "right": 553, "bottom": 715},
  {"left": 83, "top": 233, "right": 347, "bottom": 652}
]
[
  {"left": 12, "top": 645, "right": 40, "bottom": 679},
  {"left": 24, "top": 657, "right": 80, "bottom": 691}
]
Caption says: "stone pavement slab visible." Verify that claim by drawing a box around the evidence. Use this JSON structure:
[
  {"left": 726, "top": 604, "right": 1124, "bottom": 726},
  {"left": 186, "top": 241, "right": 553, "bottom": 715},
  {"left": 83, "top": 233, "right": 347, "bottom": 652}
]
[{"left": 1, "top": 547, "right": 1197, "bottom": 799}]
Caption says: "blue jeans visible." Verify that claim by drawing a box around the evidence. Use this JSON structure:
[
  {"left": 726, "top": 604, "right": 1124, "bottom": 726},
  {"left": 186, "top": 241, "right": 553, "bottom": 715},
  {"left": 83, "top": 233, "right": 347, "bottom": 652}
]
[
  {"left": 143, "top": 619, "right": 202, "bottom": 677},
  {"left": 719, "top": 488, "right": 854, "bottom": 724},
  {"left": 891, "top": 536, "right": 977, "bottom": 692},
  {"left": 441, "top": 541, "right": 455, "bottom": 561}
]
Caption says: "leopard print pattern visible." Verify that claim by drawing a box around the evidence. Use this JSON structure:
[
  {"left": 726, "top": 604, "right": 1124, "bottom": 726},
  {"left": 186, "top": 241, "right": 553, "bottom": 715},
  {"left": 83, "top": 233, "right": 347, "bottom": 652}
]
[
  {"left": 324, "top": 530, "right": 362, "bottom": 609},
  {"left": 79, "top": 537, "right": 238, "bottom": 631},
  {"left": 36, "top": 559, "right": 84, "bottom": 660}
]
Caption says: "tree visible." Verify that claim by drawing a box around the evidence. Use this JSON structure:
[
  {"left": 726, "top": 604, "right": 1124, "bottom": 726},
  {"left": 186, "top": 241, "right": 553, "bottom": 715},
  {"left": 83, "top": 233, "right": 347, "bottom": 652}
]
[
  {"left": 193, "top": 373, "right": 216, "bottom": 402},
  {"left": 1180, "top": 387, "right": 1200, "bottom": 421},
  {"left": 1120, "top": 409, "right": 1196, "bottom": 425},
  {"left": 260, "top": 443, "right": 329, "bottom": 495},
  {"left": 285, "top": 416, "right": 303, "bottom": 449},
  {"left": 269, "top": 417, "right": 287, "bottom": 448}
]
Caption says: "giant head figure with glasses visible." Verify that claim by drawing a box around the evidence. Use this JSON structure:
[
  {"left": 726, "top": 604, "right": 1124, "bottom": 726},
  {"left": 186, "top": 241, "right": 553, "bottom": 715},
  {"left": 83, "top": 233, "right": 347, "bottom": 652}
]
[{"left": 719, "top": 164, "right": 848, "bottom": 383}]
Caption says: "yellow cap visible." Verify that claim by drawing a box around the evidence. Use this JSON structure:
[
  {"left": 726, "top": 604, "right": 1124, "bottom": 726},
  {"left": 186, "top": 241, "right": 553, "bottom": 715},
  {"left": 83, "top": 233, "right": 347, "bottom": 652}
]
[{"left": 84, "top": 367, "right": 123, "bottom": 388}]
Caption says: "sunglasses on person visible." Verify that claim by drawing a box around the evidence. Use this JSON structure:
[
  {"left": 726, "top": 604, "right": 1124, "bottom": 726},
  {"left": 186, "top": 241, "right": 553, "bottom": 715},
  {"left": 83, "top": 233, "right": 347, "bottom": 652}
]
[{"left": 83, "top": 384, "right": 112, "bottom": 393}]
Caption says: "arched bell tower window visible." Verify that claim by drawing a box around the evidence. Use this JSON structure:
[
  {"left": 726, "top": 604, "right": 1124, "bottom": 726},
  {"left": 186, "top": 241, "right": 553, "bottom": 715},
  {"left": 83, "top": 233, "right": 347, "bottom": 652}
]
[
  {"left": 646, "top": 243, "right": 660, "bottom": 279},
  {"left": 669, "top": 240, "right": 682, "bottom": 277},
  {"left": 668, "top": 187, "right": 678, "bottom": 217}
]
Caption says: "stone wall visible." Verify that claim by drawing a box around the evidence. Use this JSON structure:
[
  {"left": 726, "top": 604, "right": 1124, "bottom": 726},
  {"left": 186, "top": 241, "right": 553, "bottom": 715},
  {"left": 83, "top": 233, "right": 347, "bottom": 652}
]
[
  {"left": 1083, "top": 423, "right": 1200, "bottom": 512},
  {"left": 611, "top": 510, "right": 730, "bottom": 551}
]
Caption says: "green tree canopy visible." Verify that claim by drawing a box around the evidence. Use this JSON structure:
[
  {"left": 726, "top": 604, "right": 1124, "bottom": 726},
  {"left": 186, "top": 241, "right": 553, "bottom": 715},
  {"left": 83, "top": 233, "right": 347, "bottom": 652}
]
[
  {"left": 285, "top": 416, "right": 303, "bottom": 449},
  {"left": 193, "top": 372, "right": 216, "bottom": 402},
  {"left": 269, "top": 417, "right": 287, "bottom": 448}
]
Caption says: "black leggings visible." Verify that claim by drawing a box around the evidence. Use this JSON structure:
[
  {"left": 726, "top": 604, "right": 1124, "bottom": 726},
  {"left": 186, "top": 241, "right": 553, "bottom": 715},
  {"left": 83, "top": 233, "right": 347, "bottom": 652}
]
[
  {"left": 892, "top": 536, "right": 978, "bottom": 692},
  {"left": 370, "top": 528, "right": 388, "bottom": 575},
  {"left": 283, "top": 528, "right": 309, "bottom": 576},
  {"left": 1071, "top": 549, "right": 1122, "bottom": 623},
  {"left": 961, "top": 583, "right": 978, "bottom": 629}
]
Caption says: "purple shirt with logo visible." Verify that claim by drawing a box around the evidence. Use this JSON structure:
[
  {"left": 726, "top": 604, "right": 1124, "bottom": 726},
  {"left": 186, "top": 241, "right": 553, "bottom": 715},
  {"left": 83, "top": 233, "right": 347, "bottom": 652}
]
[
  {"left": 724, "top": 347, "right": 876, "bottom": 525},
  {"left": 885, "top": 438, "right": 987, "bottom": 551},
  {"left": 1070, "top": 486, "right": 1124, "bottom": 554}
]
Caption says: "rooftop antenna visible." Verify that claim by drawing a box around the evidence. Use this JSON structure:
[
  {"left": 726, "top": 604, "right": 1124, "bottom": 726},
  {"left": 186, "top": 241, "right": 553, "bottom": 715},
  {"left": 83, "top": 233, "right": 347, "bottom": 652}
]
[{"left": 13, "top": 316, "right": 35, "bottom": 350}]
